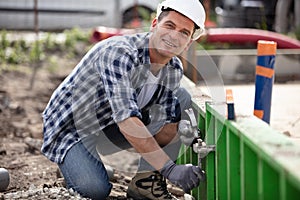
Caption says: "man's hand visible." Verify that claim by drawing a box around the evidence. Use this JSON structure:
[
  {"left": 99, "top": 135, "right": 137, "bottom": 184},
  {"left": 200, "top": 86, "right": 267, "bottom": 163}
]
[
  {"left": 178, "top": 120, "right": 196, "bottom": 146},
  {"left": 160, "top": 160, "right": 205, "bottom": 193}
]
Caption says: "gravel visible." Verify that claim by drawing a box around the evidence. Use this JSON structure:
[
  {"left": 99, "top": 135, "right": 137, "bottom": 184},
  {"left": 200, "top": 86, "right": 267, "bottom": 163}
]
[{"left": 1, "top": 185, "right": 91, "bottom": 200}]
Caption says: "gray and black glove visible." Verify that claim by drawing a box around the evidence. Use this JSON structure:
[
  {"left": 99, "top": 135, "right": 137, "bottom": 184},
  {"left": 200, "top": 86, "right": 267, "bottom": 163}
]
[
  {"left": 160, "top": 160, "right": 205, "bottom": 193},
  {"left": 178, "top": 120, "right": 197, "bottom": 146}
]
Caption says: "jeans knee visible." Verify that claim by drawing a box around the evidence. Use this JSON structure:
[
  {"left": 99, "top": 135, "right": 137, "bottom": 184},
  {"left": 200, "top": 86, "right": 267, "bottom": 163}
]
[
  {"left": 59, "top": 141, "right": 113, "bottom": 199},
  {"left": 176, "top": 87, "right": 192, "bottom": 111},
  {"left": 75, "top": 181, "right": 112, "bottom": 200}
]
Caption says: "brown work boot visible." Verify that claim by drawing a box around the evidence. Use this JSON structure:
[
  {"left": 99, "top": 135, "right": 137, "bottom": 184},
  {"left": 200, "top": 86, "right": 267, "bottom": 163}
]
[{"left": 126, "top": 171, "right": 179, "bottom": 200}]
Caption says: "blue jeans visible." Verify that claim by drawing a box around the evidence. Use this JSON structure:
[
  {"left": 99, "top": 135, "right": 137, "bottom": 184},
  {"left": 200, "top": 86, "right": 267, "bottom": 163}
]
[
  {"left": 58, "top": 88, "right": 191, "bottom": 199},
  {"left": 58, "top": 140, "right": 112, "bottom": 200}
]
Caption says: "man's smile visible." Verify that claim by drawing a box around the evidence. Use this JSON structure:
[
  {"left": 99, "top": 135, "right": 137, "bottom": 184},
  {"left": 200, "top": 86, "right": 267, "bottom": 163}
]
[{"left": 162, "top": 38, "right": 177, "bottom": 48}]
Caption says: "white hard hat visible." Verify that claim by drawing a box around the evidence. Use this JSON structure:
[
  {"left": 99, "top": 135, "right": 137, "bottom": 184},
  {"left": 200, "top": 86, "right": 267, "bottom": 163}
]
[{"left": 156, "top": 0, "right": 206, "bottom": 40}]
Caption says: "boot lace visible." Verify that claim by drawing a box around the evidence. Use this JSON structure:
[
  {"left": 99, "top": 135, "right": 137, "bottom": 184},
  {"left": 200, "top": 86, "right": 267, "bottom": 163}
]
[{"left": 152, "top": 172, "right": 174, "bottom": 199}]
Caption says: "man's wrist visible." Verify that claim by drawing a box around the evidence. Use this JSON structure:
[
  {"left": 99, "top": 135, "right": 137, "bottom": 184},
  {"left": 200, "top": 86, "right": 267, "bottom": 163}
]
[{"left": 160, "top": 160, "right": 175, "bottom": 177}]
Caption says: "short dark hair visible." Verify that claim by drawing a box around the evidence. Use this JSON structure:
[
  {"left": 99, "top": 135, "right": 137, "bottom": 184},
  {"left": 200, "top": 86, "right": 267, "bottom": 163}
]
[{"left": 158, "top": 7, "right": 200, "bottom": 30}]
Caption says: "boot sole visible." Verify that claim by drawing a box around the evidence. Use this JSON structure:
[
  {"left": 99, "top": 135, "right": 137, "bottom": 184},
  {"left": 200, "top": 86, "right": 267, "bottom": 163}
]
[{"left": 126, "top": 189, "right": 151, "bottom": 200}]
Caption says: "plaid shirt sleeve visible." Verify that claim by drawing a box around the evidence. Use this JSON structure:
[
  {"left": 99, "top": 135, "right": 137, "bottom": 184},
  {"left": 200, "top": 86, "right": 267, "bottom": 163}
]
[{"left": 96, "top": 42, "right": 143, "bottom": 123}]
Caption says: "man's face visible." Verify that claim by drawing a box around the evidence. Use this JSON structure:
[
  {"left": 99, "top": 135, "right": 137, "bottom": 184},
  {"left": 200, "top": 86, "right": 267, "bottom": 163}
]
[{"left": 149, "top": 11, "right": 194, "bottom": 62}]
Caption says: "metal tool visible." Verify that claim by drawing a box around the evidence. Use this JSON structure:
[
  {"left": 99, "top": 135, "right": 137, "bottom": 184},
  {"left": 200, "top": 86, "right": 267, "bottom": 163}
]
[
  {"left": 193, "top": 139, "right": 215, "bottom": 169},
  {"left": 184, "top": 108, "right": 199, "bottom": 139},
  {"left": 184, "top": 108, "right": 215, "bottom": 179}
]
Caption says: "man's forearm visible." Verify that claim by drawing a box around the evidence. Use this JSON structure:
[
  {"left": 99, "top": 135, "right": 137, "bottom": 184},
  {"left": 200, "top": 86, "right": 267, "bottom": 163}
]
[
  {"left": 118, "top": 117, "right": 171, "bottom": 170},
  {"left": 154, "top": 122, "right": 179, "bottom": 147}
]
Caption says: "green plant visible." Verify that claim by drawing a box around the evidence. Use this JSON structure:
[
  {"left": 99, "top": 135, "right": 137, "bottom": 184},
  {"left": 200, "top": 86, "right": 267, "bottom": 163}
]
[
  {"left": 137, "top": 7, "right": 153, "bottom": 21},
  {"left": 0, "top": 30, "right": 9, "bottom": 63},
  {"left": 0, "top": 45, "right": 5, "bottom": 64},
  {"left": 43, "top": 33, "right": 57, "bottom": 51},
  {"left": 259, "top": 7, "right": 268, "bottom": 30},
  {"left": 0, "top": 28, "right": 92, "bottom": 75},
  {"left": 72, "top": 27, "right": 90, "bottom": 42},
  {"left": 64, "top": 28, "right": 89, "bottom": 48},
  {"left": 63, "top": 27, "right": 91, "bottom": 58},
  {"left": 29, "top": 40, "right": 44, "bottom": 63},
  {"left": 0, "top": 30, "right": 9, "bottom": 50},
  {"left": 7, "top": 41, "right": 23, "bottom": 64},
  {"left": 64, "top": 29, "right": 76, "bottom": 50},
  {"left": 46, "top": 56, "right": 59, "bottom": 74}
]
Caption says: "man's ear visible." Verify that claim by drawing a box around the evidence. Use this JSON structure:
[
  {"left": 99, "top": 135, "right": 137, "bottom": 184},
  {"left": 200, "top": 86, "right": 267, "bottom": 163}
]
[{"left": 150, "top": 18, "right": 158, "bottom": 32}]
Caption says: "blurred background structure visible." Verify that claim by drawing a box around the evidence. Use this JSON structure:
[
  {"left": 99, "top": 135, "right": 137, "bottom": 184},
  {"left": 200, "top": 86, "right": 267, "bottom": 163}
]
[
  {"left": 0, "top": 0, "right": 160, "bottom": 30},
  {"left": 0, "top": 0, "right": 299, "bottom": 35},
  {"left": 0, "top": 0, "right": 300, "bottom": 85}
]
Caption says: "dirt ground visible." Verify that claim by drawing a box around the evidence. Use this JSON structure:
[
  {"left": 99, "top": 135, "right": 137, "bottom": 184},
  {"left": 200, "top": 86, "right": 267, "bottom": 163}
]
[{"left": 0, "top": 45, "right": 185, "bottom": 199}]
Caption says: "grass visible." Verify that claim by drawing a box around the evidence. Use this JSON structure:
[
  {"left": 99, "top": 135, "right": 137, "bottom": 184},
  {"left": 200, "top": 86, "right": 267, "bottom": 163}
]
[{"left": 0, "top": 28, "right": 92, "bottom": 68}]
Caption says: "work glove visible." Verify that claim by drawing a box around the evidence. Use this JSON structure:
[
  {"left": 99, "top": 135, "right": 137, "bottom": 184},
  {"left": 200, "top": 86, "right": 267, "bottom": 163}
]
[
  {"left": 178, "top": 120, "right": 197, "bottom": 146},
  {"left": 160, "top": 160, "right": 205, "bottom": 193}
]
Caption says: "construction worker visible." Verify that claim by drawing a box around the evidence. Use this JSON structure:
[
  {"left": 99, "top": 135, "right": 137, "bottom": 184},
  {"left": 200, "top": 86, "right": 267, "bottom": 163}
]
[{"left": 41, "top": 0, "right": 206, "bottom": 199}]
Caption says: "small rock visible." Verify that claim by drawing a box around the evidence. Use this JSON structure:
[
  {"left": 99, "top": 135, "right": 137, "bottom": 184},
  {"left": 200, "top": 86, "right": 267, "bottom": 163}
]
[{"left": 0, "top": 168, "right": 10, "bottom": 192}]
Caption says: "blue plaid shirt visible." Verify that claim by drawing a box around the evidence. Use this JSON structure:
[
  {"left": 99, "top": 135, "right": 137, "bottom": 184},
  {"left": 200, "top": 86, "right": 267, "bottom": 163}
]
[{"left": 41, "top": 32, "right": 184, "bottom": 163}]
